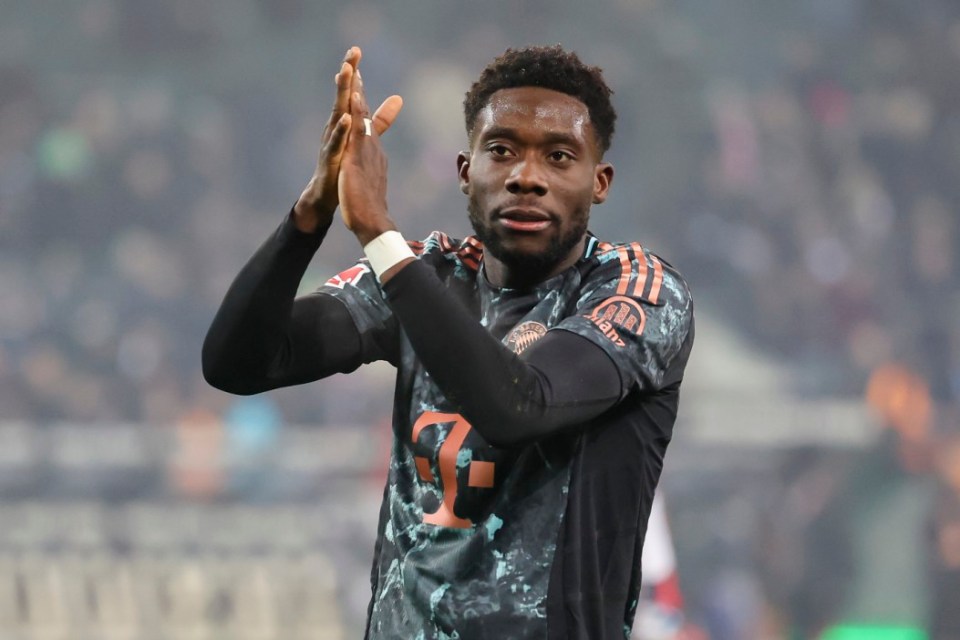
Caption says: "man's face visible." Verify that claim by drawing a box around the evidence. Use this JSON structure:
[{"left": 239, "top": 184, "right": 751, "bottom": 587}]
[{"left": 458, "top": 87, "right": 613, "bottom": 284}]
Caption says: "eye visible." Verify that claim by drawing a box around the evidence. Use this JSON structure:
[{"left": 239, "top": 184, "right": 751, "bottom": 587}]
[
  {"left": 549, "top": 150, "right": 574, "bottom": 162},
  {"left": 488, "top": 144, "right": 513, "bottom": 157}
]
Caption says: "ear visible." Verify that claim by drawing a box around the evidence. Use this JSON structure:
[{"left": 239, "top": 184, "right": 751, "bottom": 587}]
[
  {"left": 457, "top": 152, "right": 471, "bottom": 194},
  {"left": 592, "top": 162, "right": 614, "bottom": 204}
]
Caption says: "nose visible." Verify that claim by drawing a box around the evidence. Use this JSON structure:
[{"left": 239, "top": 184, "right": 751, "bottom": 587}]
[{"left": 505, "top": 158, "right": 548, "bottom": 197}]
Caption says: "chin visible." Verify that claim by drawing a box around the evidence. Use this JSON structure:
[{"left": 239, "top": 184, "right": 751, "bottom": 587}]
[
  {"left": 491, "top": 244, "right": 561, "bottom": 275},
  {"left": 468, "top": 199, "right": 589, "bottom": 278},
  {"left": 479, "top": 228, "right": 584, "bottom": 277}
]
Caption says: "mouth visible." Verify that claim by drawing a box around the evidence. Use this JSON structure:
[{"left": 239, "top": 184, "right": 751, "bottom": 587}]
[{"left": 496, "top": 206, "right": 553, "bottom": 232}]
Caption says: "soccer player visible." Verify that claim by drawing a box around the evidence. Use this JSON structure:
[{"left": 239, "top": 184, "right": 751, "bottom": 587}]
[{"left": 203, "top": 45, "right": 695, "bottom": 639}]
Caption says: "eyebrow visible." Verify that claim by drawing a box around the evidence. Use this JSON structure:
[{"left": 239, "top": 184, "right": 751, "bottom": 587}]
[{"left": 479, "top": 126, "right": 584, "bottom": 148}]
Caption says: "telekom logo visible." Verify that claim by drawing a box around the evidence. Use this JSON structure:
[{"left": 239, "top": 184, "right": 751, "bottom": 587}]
[{"left": 411, "top": 412, "right": 495, "bottom": 529}]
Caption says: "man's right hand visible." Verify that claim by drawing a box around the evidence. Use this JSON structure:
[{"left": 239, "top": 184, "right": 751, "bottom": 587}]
[{"left": 293, "top": 47, "right": 362, "bottom": 233}]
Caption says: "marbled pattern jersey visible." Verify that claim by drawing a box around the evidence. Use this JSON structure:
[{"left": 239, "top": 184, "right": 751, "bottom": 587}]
[{"left": 319, "top": 232, "right": 694, "bottom": 640}]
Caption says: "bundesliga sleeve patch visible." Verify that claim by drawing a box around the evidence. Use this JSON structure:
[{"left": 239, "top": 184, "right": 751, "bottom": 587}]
[
  {"left": 587, "top": 296, "right": 646, "bottom": 347},
  {"left": 325, "top": 263, "right": 371, "bottom": 289}
]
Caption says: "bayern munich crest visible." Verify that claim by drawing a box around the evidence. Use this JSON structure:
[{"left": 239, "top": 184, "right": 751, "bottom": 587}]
[{"left": 504, "top": 321, "right": 548, "bottom": 354}]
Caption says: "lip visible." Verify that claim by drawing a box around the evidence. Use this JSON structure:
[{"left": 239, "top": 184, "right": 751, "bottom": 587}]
[{"left": 497, "top": 206, "right": 553, "bottom": 232}]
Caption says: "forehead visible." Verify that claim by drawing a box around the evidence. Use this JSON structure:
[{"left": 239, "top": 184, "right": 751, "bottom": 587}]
[{"left": 474, "top": 87, "right": 596, "bottom": 148}]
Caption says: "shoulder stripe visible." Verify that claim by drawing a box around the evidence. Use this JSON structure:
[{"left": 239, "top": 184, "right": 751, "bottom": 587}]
[
  {"left": 457, "top": 237, "right": 483, "bottom": 272},
  {"left": 612, "top": 242, "right": 666, "bottom": 301},
  {"left": 615, "top": 246, "right": 632, "bottom": 295},
  {"left": 647, "top": 255, "right": 664, "bottom": 303},
  {"left": 605, "top": 243, "right": 668, "bottom": 302},
  {"left": 408, "top": 240, "right": 425, "bottom": 257},
  {"left": 616, "top": 243, "right": 649, "bottom": 297},
  {"left": 629, "top": 242, "right": 649, "bottom": 299},
  {"left": 459, "top": 246, "right": 482, "bottom": 261}
]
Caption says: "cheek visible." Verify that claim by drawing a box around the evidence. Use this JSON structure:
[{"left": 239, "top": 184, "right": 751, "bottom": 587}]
[
  {"left": 559, "top": 173, "right": 599, "bottom": 203},
  {"left": 468, "top": 165, "right": 502, "bottom": 192}
]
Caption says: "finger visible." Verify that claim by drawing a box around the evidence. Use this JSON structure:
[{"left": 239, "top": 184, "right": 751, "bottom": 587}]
[
  {"left": 341, "top": 46, "right": 361, "bottom": 78},
  {"left": 330, "top": 46, "right": 360, "bottom": 120},
  {"left": 334, "top": 60, "right": 353, "bottom": 117},
  {"left": 345, "top": 49, "right": 366, "bottom": 122},
  {"left": 372, "top": 95, "right": 404, "bottom": 135},
  {"left": 325, "top": 112, "right": 352, "bottom": 165},
  {"left": 351, "top": 91, "right": 372, "bottom": 140},
  {"left": 346, "top": 45, "right": 361, "bottom": 69},
  {"left": 347, "top": 46, "right": 362, "bottom": 98},
  {"left": 321, "top": 62, "right": 353, "bottom": 146},
  {"left": 351, "top": 71, "right": 367, "bottom": 118},
  {"left": 352, "top": 90, "right": 370, "bottom": 116}
]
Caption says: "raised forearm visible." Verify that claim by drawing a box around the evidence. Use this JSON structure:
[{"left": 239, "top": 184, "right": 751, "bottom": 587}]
[{"left": 382, "top": 260, "right": 621, "bottom": 447}]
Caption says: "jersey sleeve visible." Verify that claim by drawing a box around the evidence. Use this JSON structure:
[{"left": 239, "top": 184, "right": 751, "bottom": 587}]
[
  {"left": 313, "top": 232, "right": 456, "bottom": 367},
  {"left": 202, "top": 211, "right": 375, "bottom": 394},
  {"left": 315, "top": 257, "right": 401, "bottom": 366},
  {"left": 556, "top": 246, "right": 694, "bottom": 397}
]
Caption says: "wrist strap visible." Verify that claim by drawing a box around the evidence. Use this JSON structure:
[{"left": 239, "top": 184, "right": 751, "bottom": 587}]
[{"left": 363, "top": 230, "right": 416, "bottom": 279}]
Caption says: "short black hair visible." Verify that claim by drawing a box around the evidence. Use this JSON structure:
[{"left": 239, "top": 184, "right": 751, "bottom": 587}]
[{"left": 463, "top": 45, "right": 617, "bottom": 155}]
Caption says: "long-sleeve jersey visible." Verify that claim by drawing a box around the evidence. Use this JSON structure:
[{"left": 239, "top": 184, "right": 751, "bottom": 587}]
[{"left": 203, "top": 211, "right": 695, "bottom": 639}]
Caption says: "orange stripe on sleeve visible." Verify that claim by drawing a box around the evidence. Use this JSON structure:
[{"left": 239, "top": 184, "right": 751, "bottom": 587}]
[
  {"left": 459, "top": 246, "right": 481, "bottom": 261},
  {"left": 648, "top": 255, "right": 664, "bottom": 303},
  {"left": 616, "top": 246, "right": 632, "bottom": 295},
  {"left": 631, "top": 243, "right": 649, "bottom": 299},
  {"left": 462, "top": 238, "right": 484, "bottom": 268},
  {"left": 457, "top": 245, "right": 481, "bottom": 271}
]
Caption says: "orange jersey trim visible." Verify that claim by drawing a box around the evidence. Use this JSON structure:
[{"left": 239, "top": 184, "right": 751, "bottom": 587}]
[
  {"left": 457, "top": 237, "right": 484, "bottom": 272},
  {"left": 647, "top": 255, "right": 664, "bottom": 304},
  {"left": 615, "top": 243, "right": 651, "bottom": 298},
  {"left": 615, "top": 246, "right": 632, "bottom": 295},
  {"left": 630, "top": 243, "right": 648, "bottom": 299}
]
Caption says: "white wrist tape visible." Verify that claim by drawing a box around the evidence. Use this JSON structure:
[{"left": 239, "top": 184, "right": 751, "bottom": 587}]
[{"left": 363, "top": 230, "right": 416, "bottom": 279}]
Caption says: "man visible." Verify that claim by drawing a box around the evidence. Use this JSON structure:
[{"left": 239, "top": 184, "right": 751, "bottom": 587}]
[{"left": 203, "top": 44, "right": 694, "bottom": 639}]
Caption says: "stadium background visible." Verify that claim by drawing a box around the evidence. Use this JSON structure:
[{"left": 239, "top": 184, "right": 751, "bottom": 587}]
[{"left": 0, "top": 0, "right": 958, "bottom": 637}]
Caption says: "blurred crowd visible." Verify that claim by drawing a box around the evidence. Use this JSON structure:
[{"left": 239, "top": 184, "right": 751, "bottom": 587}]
[
  {"left": 2, "top": 1, "right": 957, "bottom": 423},
  {"left": 1, "top": 0, "right": 958, "bottom": 638}
]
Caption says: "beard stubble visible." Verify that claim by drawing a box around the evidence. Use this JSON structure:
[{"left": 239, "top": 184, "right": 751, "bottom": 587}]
[{"left": 467, "top": 196, "right": 590, "bottom": 281}]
